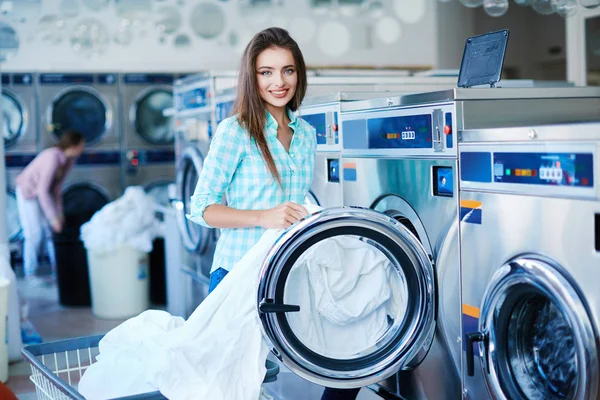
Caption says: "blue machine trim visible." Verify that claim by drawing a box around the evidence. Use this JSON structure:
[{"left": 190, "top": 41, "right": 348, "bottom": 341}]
[
  {"left": 342, "top": 120, "right": 368, "bottom": 149},
  {"left": 334, "top": 112, "right": 339, "bottom": 145},
  {"left": 5, "top": 153, "right": 36, "bottom": 168},
  {"left": 215, "top": 99, "right": 235, "bottom": 125},
  {"left": 13, "top": 73, "right": 34, "bottom": 85},
  {"left": 96, "top": 73, "right": 117, "bottom": 85},
  {"left": 76, "top": 151, "right": 121, "bottom": 166},
  {"left": 344, "top": 167, "right": 357, "bottom": 182},
  {"left": 460, "top": 208, "right": 482, "bottom": 225},
  {"left": 124, "top": 73, "right": 174, "bottom": 84},
  {"left": 1, "top": 75, "right": 9, "bottom": 85},
  {"left": 40, "top": 74, "right": 94, "bottom": 84},
  {"left": 301, "top": 113, "right": 327, "bottom": 145},
  {"left": 493, "top": 152, "right": 594, "bottom": 188},
  {"left": 342, "top": 115, "right": 433, "bottom": 150},
  {"left": 433, "top": 166, "right": 453, "bottom": 197},
  {"left": 460, "top": 152, "right": 492, "bottom": 183},
  {"left": 328, "top": 159, "right": 340, "bottom": 183},
  {"left": 462, "top": 314, "right": 479, "bottom": 351},
  {"left": 445, "top": 112, "right": 453, "bottom": 149}
]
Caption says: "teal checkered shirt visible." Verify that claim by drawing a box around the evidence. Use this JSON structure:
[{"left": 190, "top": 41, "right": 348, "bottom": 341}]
[{"left": 187, "top": 109, "right": 317, "bottom": 274}]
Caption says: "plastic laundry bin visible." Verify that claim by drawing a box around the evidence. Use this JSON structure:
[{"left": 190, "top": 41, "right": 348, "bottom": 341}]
[
  {"left": 0, "top": 278, "right": 10, "bottom": 383},
  {"left": 87, "top": 246, "right": 150, "bottom": 320}
]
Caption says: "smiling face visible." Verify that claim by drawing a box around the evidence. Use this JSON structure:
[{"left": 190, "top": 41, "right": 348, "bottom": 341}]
[{"left": 255, "top": 46, "right": 298, "bottom": 115}]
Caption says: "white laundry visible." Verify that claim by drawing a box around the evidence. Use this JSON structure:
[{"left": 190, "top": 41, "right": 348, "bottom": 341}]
[
  {"left": 80, "top": 186, "right": 159, "bottom": 255},
  {"left": 78, "top": 206, "right": 404, "bottom": 400}
]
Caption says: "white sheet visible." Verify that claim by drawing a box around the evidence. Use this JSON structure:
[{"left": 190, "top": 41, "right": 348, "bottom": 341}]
[{"left": 79, "top": 207, "right": 405, "bottom": 400}]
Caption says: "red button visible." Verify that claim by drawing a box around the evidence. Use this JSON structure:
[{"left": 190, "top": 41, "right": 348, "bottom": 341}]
[
  {"left": 444, "top": 125, "right": 452, "bottom": 135},
  {"left": 332, "top": 124, "right": 338, "bottom": 132}
]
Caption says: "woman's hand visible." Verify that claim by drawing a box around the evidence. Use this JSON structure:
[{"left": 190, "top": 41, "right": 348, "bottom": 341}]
[
  {"left": 51, "top": 218, "right": 63, "bottom": 233},
  {"left": 259, "top": 202, "right": 309, "bottom": 229}
]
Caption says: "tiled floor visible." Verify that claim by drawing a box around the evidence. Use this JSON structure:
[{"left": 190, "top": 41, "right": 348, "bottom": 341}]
[{"left": 6, "top": 276, "right": 127, "bottom": 399}]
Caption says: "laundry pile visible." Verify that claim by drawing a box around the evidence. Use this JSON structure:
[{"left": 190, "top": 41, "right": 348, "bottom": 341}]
[
  {"left": 78, "top": 205, "right": 405, "bottom": 400},
  {"left": 79, "top": 186, "right": 159, "bottom": 255}
]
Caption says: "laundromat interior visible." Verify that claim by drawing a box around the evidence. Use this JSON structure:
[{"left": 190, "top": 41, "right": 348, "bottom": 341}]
[{"left": 0, "top": 0, "right": 599, "bottom": 399}]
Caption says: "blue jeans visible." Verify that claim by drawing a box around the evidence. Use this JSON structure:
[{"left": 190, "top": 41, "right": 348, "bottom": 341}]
[{"left": 208, "top": 267, "right": 229, "bottom": 293}]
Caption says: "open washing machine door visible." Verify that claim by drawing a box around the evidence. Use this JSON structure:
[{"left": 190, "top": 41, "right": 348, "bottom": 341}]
[
  {"left": 131, "top": 87, "right": 174, "bottom": 145},
  {"left": 175, "top": 146, "right": 211, "bottom": 253},
  {"left": 256, "top": 207, "right": 436, "bottom": 389},
  {"left": 49, "top": 87, "right": 111, "bottom": 145},
  {"left": 2, "top": 89, "right": 27, "bottom": 149},
  {"left": 465, "top": 255, "right": 599, "bottom": 400}
]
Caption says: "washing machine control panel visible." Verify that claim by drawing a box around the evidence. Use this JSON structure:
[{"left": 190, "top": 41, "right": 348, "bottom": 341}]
[
  {"left": 126, "top": 149, "right": 175, "bottom": 168},
  {"left": 341, "top": 108, "right": 454, "bottom": 152},
  {"left": 461, "top": 151, "right": 594, "bottom": 189}
]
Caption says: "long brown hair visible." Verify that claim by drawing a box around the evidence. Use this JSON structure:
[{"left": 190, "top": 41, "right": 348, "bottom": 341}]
[
  {"left": 57, "top": 130, "right": 85, "bottom": 150},
  {"left": 233, "top": 27, "right": 307, "bottom": 185}
]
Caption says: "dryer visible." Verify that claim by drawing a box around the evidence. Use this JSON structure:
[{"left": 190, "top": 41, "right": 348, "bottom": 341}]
[
  {"left": 123, "top": 149, "right": 175, "bottom": 207},
  {"left": 2, "top": 72, "right": 38, "bottom": 153},
  {"left": 459, "top": 122, "right": 600, "bottom": 400},
  {"left": 338, "top": 94, "right": 461, "bottom": 400},
  {"left": 61, "top": 150, "right": 121, "bottom": 230},
  {"left": 38, "top": 73, "right": 119, "bottom": 150},
  {"left": 121, "top": 73, "right": 176, "bottom": 150},
  {"left": 171, "top": 75, "right": 216, "bottom": 317}
]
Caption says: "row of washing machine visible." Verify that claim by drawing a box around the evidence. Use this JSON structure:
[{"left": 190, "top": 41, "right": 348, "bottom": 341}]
[
  {"left": 171, "top": 79, "right": 600, "bottom": 399},
  {"left": 2, "top": 71, "right": 180, "bottom": 249}
]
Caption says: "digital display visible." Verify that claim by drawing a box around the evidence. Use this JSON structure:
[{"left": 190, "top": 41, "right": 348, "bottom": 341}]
[
  {"left": 493, "top": 152, "right": 593, "bottom": 187},
  {"left": 367, "top": 114, "right": 432, "bottom": 149},
  {"left": 40, "top": 74, "right": 94, "bottom": 84}
]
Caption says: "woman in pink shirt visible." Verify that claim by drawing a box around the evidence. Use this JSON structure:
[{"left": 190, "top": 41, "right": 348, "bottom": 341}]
[{"left": 15, "top": 131, "right": 85, "bottom": 278}]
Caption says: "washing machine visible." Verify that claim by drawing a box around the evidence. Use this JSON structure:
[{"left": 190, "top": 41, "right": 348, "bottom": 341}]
[
  {"left": 2, "top": 72, "right": 38, "bottom": 153},
  {"left": 123, "top": 149, "right": 175, "bottom": 207},
  {"left": 38, "top": 73, "right": 119, "bottom": 150},
  {"left": 121, "top": 73, "right": 177, "bottom": 151},
  {"left": 460, "top": 123, "right": 600, "bottom": 400},
  {"left": 61, "top": 150, "right": 122, "bottom": 229},
  {"left": 338, "top": 94, "right": 461, "bottom": 400},
  {"left": 171, "top": 75, "right": 217, "bottom": 317}
]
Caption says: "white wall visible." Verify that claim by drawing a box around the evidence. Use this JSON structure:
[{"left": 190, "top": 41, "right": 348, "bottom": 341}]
[
  {"left": 473, "top": 5, "right": 566, "bottom": 79},
  {"left": 1, "top": 0, "right": 442, "bottom": 72}
]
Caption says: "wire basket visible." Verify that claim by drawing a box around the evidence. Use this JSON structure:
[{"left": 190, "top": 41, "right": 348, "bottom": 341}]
[{"left": 21, "top": 334, "right": 279, "bottom": 400}]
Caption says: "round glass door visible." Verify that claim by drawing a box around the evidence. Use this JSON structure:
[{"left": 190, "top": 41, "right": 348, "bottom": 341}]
[
  {"left": 51, "top": 88, "right": 109, "bottom": 144},
  {"left": 2, "top": 90, "right": 26, "bottom": 148},
  {"left": 176, "top": 147, "right": 209, "bottom": 253},
  {"left": 6, "top": 188, "right": 22, "bottom": 242},
  {"left": 258, "top": 207, "right": 436, "bottom": 388},
  {"left": 133, "top": 88, "right": 174, "bottom": 144},
  {"left": 474, "top": 256, "right": 598, "bottom": 400}
]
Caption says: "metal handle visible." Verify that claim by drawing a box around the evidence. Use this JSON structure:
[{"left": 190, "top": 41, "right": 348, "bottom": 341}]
[
  {"left": 466, "top": 332, "right": 486, "bottom": 376},
  {"left": 259, "top": 298, "right": 300, "bottom": 314}
]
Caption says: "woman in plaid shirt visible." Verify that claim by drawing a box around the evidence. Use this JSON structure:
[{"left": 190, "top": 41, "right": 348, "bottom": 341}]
[{"left": 188, "top": 27, "right": 361, "bottom": 400}]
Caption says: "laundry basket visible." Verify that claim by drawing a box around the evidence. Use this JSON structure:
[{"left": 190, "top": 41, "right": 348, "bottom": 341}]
[{"left": 21, "top": 335, "right": 280, "bottom": 400}]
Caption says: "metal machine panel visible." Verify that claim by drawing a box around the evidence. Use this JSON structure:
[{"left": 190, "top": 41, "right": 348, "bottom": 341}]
[
  {"left": 122, "top": 73, "right": 176, "bottom": 150},
  {"left": 124, "top": 149, "right": 176, "bottom": 207},
  {"left": 342, "top": 157, "right": 462, "bottom": 400},
  {"left": 2, "top": 72, "right": 38, "bottom": 153}
]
